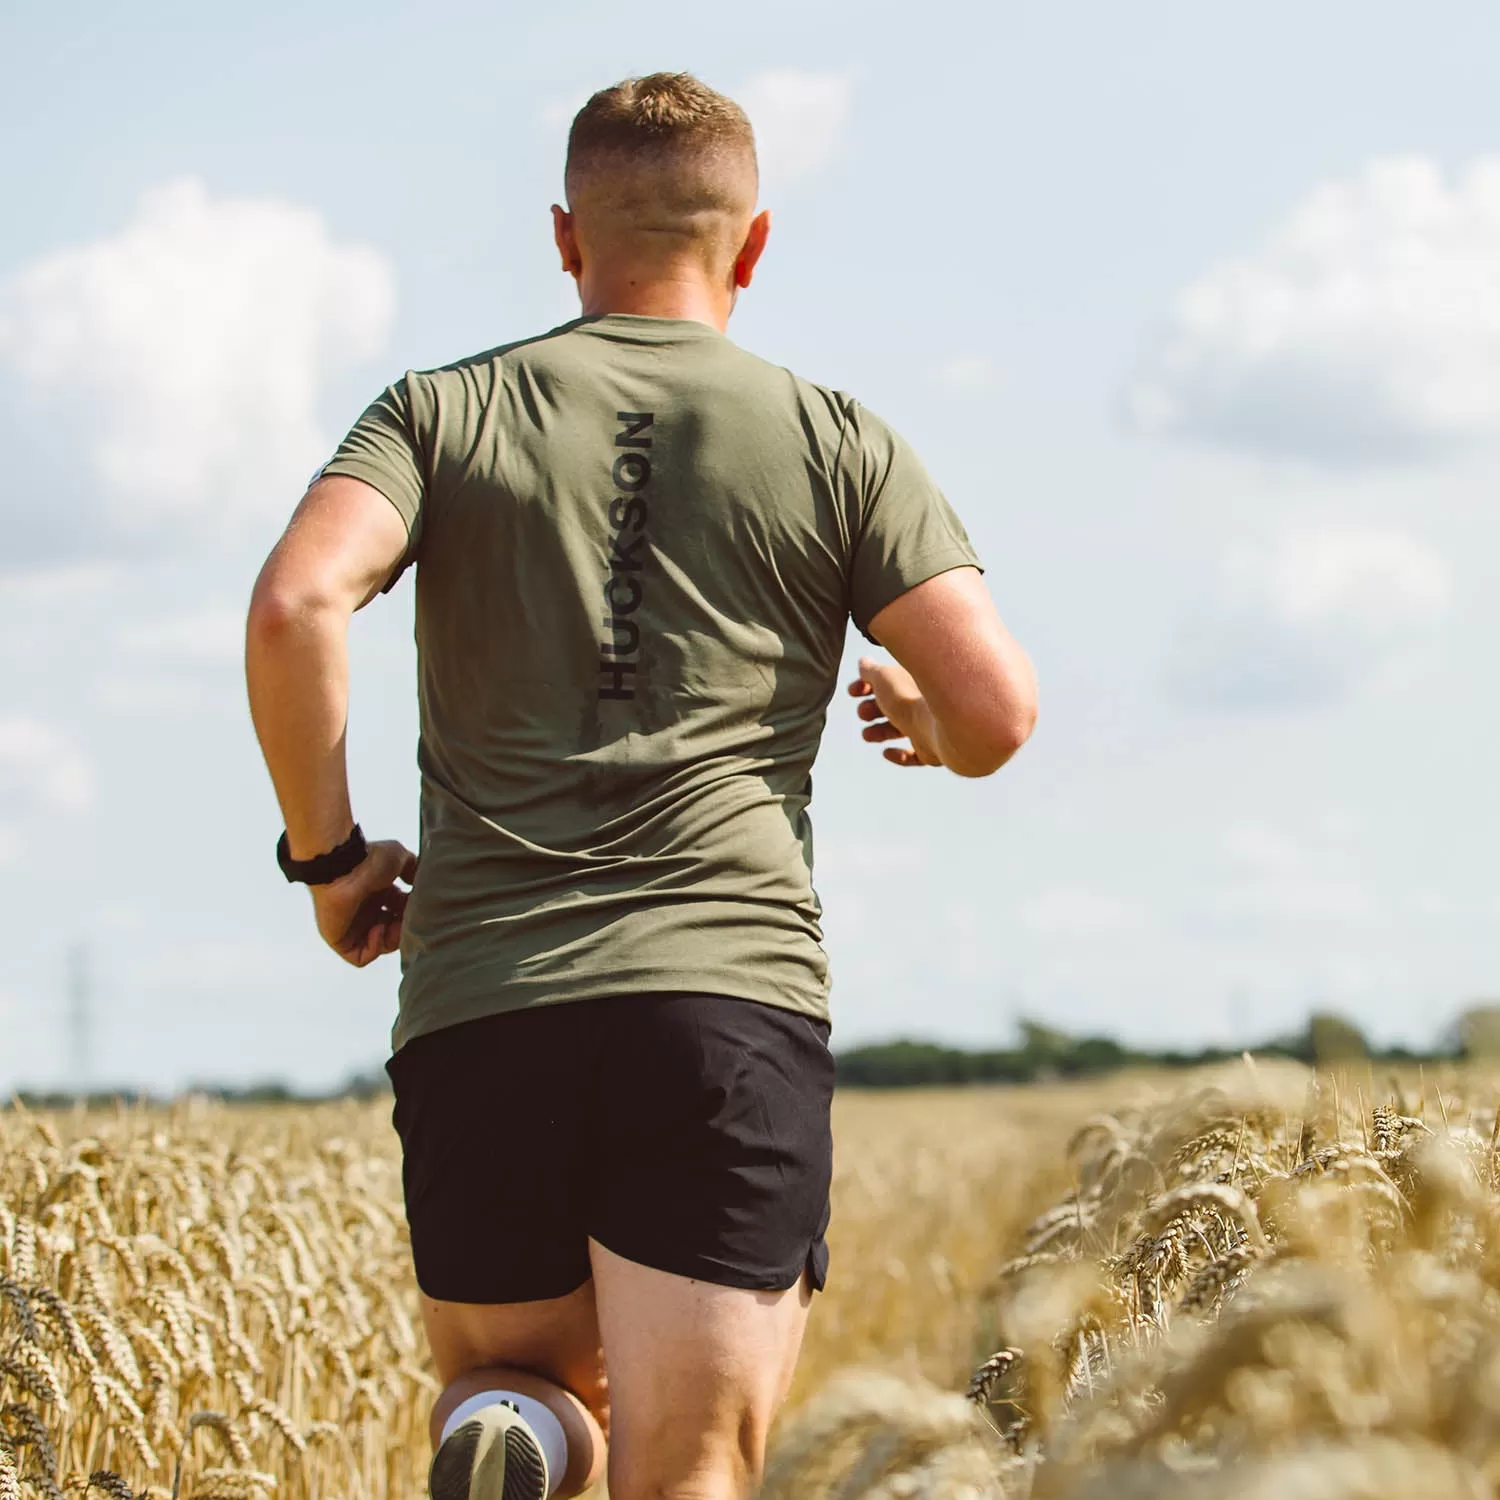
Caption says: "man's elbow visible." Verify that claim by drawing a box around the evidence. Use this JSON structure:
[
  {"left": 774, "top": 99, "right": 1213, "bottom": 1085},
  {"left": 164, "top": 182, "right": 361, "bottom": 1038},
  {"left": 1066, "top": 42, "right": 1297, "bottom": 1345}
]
[
  {"left": 246, "top": 560, "right": 346, "bottom": 651},
  {"left": 949, "top": 690, "right": 1038, "bottom": 778},
  {"left": 245, "top": 576, "right": 304, "bottom": 652},
  {"left": 1002, "top": 692, "right": 1040, "bottom": 760}
]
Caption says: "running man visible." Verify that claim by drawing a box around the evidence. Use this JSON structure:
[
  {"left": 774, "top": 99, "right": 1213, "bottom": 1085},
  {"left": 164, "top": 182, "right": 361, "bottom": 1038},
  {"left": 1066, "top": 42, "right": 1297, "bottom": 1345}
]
[{"left": 246, "top": 72, "right": 1036, "bottom": 1500}]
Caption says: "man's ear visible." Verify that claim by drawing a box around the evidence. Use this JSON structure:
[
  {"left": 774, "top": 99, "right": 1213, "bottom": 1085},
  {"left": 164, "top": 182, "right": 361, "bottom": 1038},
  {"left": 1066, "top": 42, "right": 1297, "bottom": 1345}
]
[
  {"left": 733, "top": 210, "right": 772, "bottom": 290},
  {"left": 552, "top": 204, "right": 581, "bottom": 276}
]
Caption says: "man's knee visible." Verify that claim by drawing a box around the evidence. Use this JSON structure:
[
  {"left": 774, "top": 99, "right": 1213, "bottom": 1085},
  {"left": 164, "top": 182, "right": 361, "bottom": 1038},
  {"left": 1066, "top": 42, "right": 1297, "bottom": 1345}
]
[
  {"left": 607, "top": 1397, "right": 771, "bottom": 1500},
  {"left": 607, "top": 1438, "right": 756, "bottom": 1500}
]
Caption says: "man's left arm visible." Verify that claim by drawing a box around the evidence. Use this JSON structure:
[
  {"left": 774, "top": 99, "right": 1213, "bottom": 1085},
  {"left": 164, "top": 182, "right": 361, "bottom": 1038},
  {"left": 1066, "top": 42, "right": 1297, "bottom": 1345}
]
[{"left": 245, "top": 474, "right": 416, "bottom": 967}]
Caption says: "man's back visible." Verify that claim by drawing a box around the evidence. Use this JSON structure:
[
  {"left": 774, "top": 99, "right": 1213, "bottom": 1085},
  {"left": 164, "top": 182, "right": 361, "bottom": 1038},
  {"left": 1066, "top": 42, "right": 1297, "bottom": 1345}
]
[
  {"left": 247, "top": 71, "right": 1037, "bottom": 1500},
  {"left": 323, "top": 312, "right": 979, "bottom": 1048}
]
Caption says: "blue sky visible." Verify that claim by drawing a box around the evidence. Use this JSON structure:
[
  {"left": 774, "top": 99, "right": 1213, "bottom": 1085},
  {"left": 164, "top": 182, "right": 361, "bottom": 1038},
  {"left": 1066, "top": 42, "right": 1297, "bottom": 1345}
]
[{"left": 3, "top": 0, "right": 1499, "bottom": 1092}]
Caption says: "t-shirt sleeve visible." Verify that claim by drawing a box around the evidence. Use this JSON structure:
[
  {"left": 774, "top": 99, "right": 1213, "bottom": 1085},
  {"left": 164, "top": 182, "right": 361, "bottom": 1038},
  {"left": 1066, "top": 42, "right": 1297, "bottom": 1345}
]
[
  {"left": 845, "top": 402, "right": 982, "bottom": 641},
  {"left": 319, "top": 377, "right": 428, "bottom": 578}
]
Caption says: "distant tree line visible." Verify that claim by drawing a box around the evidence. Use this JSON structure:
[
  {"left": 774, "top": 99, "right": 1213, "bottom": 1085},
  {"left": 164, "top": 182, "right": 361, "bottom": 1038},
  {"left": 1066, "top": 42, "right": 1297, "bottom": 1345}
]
[
  {"left": 9, "top": 1070, "right": 393, "bottom": 1111},
  {"left": 832, "top": 1008, "right": 1500, "bottom": 1088},
  {"left": 12, "top": 1009, "right": 1500, "bottom": 1107}
]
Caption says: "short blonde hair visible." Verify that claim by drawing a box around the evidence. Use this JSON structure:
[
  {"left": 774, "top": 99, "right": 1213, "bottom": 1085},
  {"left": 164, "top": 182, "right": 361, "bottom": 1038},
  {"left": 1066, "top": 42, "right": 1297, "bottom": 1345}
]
[{"left": 565, "top": 73, "right": 757, "bottom": 217}]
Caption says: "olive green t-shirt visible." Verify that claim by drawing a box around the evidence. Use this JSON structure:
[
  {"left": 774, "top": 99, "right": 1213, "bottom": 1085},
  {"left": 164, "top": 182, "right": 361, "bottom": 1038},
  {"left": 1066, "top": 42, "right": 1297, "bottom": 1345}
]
[{"left": 323, "top": 314, "right": 980, "bottom": 1051}]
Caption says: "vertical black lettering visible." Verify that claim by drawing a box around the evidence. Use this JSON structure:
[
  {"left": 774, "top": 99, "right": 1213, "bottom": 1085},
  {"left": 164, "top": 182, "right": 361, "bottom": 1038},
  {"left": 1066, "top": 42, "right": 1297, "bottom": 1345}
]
[
  {"left": 601, "top": 616, "right": 640, "bottom": 656},
  {"left": 604, "top": 574, "right": 643, "bottom": 614},
  {"left": 598, "top": 410, "right": 655, "bottom": 702},
  {"left": 614, "top": 411, "right": 655, "bottom": 448},
  {"left": 598, "top": 657, "right": 637, "bottom": 700},
  {"left": 612, "top": 453, "right": 651, "bottom": 491},
  {"left": 609, "top": 495, "right": 648, "bottom": 532}
]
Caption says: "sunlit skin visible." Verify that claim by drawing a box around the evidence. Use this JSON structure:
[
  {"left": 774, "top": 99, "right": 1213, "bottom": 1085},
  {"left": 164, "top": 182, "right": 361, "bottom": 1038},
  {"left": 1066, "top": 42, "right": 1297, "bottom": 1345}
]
[
  {"left": 245, "top": 141, "right": 1037, "bottom": 1498},
  {"left": 551, "top": 201, "right": 770, "bottom": 331}
]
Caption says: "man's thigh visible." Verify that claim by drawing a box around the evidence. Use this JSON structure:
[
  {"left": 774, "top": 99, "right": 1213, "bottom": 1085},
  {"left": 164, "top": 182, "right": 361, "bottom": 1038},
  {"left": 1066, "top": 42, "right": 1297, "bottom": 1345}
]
[{"left": 590, "top": 1239, "right": 811, "bottom": 1499}]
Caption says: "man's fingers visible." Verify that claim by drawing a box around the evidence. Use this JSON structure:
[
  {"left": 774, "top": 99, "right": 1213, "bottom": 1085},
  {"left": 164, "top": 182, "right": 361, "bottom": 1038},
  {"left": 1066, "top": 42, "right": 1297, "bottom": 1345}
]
[
  {"left": 340, "top": 892, "right": 382, "bottom": 951},
  {"left": 862, "top": 721, "right": 905, "bottom": 743},
  {"left": 338, "top": 924, "right": 380, "bottom": 967},
  {"left": 846, "top": 676, "right": 872, "bottom": 698},
  {"left": 354, "top": 926, "right": 381, "bottom": 967},
  {"left": 339, "top": 887, "right": 406, "bottom": 952},
  {"left": 856, "top": 698, "right": 885, "bottom": 722},
  {"left": 883, "top": 746, "right": 926, "bottom": 767},
  {"left": 354, "top": 915, "right": 401, "bottom": 966},
  {"left": 369, "top": 839, "right": 419, "bottom": 886}
]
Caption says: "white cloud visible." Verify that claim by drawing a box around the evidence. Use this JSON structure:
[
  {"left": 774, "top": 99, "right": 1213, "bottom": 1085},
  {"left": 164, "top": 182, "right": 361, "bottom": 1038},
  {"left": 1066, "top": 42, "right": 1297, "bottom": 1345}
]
[
  {"left": 0, "top": 717, "right": 94, "bottom": 813},
  {"left": 738, "top": 69, "right": 854, "bottom": 187},
  {"left": 0, "top": 179, "right": 394, "bottom": 555},
  {"left": 1128, "top": 156, "right": 1500, "bottom": 462},
  {"left": 1168, "top": 524, "right": 1449, "bottom": 709}
]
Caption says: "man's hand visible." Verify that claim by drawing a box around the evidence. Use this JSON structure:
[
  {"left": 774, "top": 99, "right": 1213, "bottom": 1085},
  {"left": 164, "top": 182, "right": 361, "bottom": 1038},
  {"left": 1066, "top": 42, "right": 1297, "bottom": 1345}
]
[
  {"left": 247, "top": 474, "right": 417, "bottom": 963},
  {"left": 848, "top": 657, "right": 944, "bottom": 768},
  {"left": 309, "top": 839, "right": 419, "bottom": 966}
]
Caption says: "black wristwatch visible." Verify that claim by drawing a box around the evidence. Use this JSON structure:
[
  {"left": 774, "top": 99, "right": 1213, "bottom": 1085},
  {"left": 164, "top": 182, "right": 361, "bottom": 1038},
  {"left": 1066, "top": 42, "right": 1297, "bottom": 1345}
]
[{"left": 277, "top": 825, "right": 368, "bottom": 884}]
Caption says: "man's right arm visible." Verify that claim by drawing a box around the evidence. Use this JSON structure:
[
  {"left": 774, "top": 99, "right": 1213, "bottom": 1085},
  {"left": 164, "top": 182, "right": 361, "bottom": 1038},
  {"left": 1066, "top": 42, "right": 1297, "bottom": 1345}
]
[{"left": 849, "top": 566, "right": 1037, "bottom": 778}]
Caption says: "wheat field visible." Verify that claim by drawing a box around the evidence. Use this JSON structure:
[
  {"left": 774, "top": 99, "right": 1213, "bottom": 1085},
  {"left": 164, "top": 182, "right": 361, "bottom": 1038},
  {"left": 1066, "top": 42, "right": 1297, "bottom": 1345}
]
[
  {"left": 5, "top": 1064, "right": 1499, "bottom": 1498},
  {"left": 771, "top": 1061, "right": 1500, "bottom": 1498}
]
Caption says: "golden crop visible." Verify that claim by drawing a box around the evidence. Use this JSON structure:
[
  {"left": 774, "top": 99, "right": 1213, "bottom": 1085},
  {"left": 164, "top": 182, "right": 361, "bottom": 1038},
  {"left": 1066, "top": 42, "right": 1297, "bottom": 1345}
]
[
  {"left": 7, "top": 1065, "right": 1497, "bottom": 1500},
  {"left": 0, "top": 1083, "right": 1074, "bottom": 1500},
  {"left": 769, "top": 1063, "right": 1500, "bottom": 1499},
  {"left": 0, "top": 1100, "right": 432, "bottom": 1500}
]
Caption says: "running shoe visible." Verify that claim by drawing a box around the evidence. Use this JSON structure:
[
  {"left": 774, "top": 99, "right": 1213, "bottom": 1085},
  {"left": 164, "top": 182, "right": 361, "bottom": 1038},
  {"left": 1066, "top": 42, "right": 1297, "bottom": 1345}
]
[{"left": 429, "top": 1400, "right": 549, "bottom": 1500}]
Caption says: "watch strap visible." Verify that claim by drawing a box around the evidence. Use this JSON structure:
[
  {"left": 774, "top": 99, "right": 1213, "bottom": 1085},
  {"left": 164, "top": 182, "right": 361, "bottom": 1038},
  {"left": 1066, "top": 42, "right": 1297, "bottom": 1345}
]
[{"left": 277, "top": 825, "right": 368, "bottom": 885}]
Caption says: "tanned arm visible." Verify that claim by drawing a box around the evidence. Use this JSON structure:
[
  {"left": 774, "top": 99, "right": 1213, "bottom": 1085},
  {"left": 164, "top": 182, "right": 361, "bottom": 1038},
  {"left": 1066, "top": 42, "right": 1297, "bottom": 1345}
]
[
  {"left": 245, "top": 475, "right": 417, "bottom": 966},
  {"left": 849, "top": 566, "right": 1037, "bottom": 777}
]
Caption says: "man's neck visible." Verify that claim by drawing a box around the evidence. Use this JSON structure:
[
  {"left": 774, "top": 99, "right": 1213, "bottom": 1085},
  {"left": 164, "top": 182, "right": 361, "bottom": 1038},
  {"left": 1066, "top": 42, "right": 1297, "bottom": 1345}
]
[{"left": 576, "top": 269, "right": 733, "bottom": 332}]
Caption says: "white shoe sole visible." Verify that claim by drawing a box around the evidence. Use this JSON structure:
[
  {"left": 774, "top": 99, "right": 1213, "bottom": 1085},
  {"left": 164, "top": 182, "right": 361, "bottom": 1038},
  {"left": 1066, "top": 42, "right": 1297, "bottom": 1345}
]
[{"left": 429, "top": 1403, "right": 549, "bottom": 1500}]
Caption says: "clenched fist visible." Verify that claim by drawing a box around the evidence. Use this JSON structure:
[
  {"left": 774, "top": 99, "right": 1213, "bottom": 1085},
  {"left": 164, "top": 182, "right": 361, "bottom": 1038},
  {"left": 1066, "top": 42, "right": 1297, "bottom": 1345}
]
[{"left": 309, "top": 838, "right": 419, "bottom": 966}]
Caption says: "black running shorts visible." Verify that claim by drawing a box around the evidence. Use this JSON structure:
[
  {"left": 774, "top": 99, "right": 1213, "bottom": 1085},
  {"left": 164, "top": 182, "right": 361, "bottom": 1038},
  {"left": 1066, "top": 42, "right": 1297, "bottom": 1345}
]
[{"left": 386, "top": 993, "right": 835, "bottom": 1304}]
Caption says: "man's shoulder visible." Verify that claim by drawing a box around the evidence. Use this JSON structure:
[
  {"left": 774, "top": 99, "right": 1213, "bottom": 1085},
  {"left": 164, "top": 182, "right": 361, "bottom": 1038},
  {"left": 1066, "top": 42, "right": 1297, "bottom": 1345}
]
[
  {"left": 714, "top": 343, "right": 866, "bottom": 431},
  {"left": 396, "top": 325, "right": 871, "bottom": 438},
  {"left": 403, "top": 322, "right": 588, "bottom": 389}
]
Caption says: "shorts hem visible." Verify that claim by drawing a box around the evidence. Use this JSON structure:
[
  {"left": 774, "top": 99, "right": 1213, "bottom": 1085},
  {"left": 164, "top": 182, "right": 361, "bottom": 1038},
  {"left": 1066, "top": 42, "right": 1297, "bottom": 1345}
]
[
  {"left": 413, "top": 1262, "right": 593, "bottom": 1307},
  {"left": 591, "top": 1230, "right": 824, "bottom": 1295}
]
